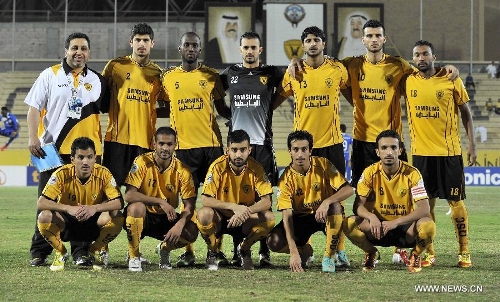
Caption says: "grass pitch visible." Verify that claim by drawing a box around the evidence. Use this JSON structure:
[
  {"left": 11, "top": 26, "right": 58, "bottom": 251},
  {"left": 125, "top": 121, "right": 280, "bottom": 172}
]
[{"left": 0, "top": 186, "right": 498, "bottom": 301}]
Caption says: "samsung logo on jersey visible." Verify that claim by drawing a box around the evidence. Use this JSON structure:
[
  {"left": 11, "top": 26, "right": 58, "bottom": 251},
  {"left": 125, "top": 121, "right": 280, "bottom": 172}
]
[{"left": 464, "top": 167, "right": 500, "bottom": 186}]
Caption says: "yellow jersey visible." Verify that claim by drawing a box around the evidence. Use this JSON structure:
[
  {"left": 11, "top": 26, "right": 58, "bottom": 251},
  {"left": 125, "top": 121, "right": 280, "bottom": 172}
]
[
  {"left": 161, "top": 64, "right": 225, "bottom": 150},
  {"left": 102, "top": 56, "right": 164, "bottom": 149},
  {"left": 342, "top": 55, "right": 414, "bottom": 142},
  {"left": 403, "top": 68, "right": 469, "bottom": 156},
  {"left": 202, "top": 155, "right": 273, "bottom": 217},
  {"left": 277, "top": 156, "right": 348, "bottom": 215},
  {"left": 124, "top": 152, "right": 196, "bottom": 215},
  {"left": 42, "top": 163, "right": 121, "bottom": 205},
  {"left": 280, "top": 57, "right": 348, "bottom": 148},
  {"left": 356, "top": 161, "right": 428, "bottom": 221}
]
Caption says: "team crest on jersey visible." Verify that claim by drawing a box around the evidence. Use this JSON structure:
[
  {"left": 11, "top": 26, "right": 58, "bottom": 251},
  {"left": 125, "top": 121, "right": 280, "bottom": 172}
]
[
  {"left": 385, "top": 74, "right": 394, "bottom": 85},
  {"left": 130, "top": 163, "right": 138, "bottom": 173},
  {"left": 84, "top": 83, "right": 92, "bottom": 91},
  {"left": 436, "top": 90, "right": 445, "bottom": 100},
  {"left": 325, "top": 78, "right": 333, "bottom": 88},
  {"left": 242, "top": 185, "right": 252, "bottom": 194},
  {"left": 199, "top": 80, "right": 207, "bottom": 89},
  {"left": 48, "top": 175, "right": 57, "bottom": 185},
  {"left": 110, "top": 177, "right": 117, "bottom": 187},
  {"left": 206, "top": 174, "right": 213, "bottom": 184},
  {"left": 260, "top": 76, "right": 268, "bottom": 85},
  {"left": 91, "top": 193, "right": 98, "bottom": 201},
  {"left": 166, "top": 184, "right": 174, "bottom": 192},
  {"left": 398, "top": 187, "right": 408, "bottom": 197},
  {"left": 312, "top": 182, "right": 321, "bottom": 191}
]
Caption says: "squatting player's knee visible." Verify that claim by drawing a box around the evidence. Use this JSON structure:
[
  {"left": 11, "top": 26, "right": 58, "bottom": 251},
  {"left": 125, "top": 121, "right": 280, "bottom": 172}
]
[{"left": 196, "top": 206, "right": 215, "bottom": 225}]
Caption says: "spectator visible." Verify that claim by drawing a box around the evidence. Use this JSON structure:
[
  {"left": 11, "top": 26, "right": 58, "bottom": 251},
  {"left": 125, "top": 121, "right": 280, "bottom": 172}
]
[
  {"left": 465, "top": 73, "right": 475, "bottom": 90},
  {"left": 475, "top": 125, "right": 487, "bottom": 143},
  {"left": 486, "top": 61, "right": 496, "bottom": 79},
  {"left": 486, "top": 98, "right": 494, "bottom": 116}
]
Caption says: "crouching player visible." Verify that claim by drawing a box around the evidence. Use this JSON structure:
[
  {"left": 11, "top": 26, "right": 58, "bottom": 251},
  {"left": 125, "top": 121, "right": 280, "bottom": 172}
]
[
  {"left": 37, "top": 137, "right": 124, "bottom": 271},
  {"left": 343, "top": 130, "right": 435, "bottom": 273},
  {"left": 197, "top": 130, "right": 275, "bottom": 270},
  {"left": 267, "top": 130, "right": 354, "bottom": 273},
  {"left": 124, "top": 127, "right": 198, "bottom": 272}
]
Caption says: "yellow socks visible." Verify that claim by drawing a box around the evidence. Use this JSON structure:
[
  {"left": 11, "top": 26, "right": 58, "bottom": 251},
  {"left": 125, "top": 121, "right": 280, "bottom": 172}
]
[
  {"left": 37, "top": 222, "right": 67, "bottom": 254},
  {"left": 197, "top": 221, "right": 217, "bottom": 251},
  {"left": 90, "top": 216, "right": 124, "bottom": 253},
  {"left": 414, "top": 221, "right": 436, "bottom": 255},
  {"left": 449, "top": 200, "right": 469, "bottom": 254},
  {"left": 125, "top": 216, "right": 143, "bottom": 259},
  {"left": 324, "top": 214, "right": 342, "bottom": 257},
  {"left": 240, "top": 220, "right": 275, "bottom": 251},
  {"left": 342, "top": 217, "right": 376, "bottom": 253}
]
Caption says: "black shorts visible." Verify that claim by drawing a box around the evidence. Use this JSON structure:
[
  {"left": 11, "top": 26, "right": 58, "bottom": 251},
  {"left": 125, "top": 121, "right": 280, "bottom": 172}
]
[
  {"left": 367, "top": 222, "right": 414, "bottom": 248},
  {"left": 250, "top": 143, "right": 278, "bottom": 186},
  {"left": 312, "top": 143, "right": 346, "bottom": 175},
  {"left": 60, "top": 212, "right": 100, "bottom": 242},
  {"left": 175, "top": 147, "right": 223, "bottom": 187},
  {"left": 124, "top": 206, "right": 181, "bottom": 241},
  {"left": 412, "top": 155, "right": 466, "bottom": 201},
  {"left": 351, "top": 140, "right": 408, "bottom": 187},
  {"left": 215, "top": 212, "right": 245, "bottom": 240},
  {"left": 273, "top": 214, "right": 326, "bottom": 246},
  {"left": 103, "top": 142, "right": 150, "bottom": 187}
]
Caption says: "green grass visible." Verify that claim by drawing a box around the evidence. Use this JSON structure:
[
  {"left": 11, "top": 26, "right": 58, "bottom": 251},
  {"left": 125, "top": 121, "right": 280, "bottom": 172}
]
[{"left": 0, "top": 187, "right": 499, "bottom": 301}]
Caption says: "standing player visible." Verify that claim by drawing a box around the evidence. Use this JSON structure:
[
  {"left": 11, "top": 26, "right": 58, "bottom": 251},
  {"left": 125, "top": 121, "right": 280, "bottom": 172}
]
[
  {"left": 0, "top": 106, "right": 20, "bottom": 151},
  {"left": 26, "top": 32, "right": 109, "bottom": 267},
  {"left": 220, "top": 31, "right": 283, "bottom": 267},
  {"left": 267, "top": 130, "right": 353, "bottom": 273},
  {"left": 124, "top": 127, "right": 198, "bottom": 272},
  {"left": 161, "top": 32, "right": 230, "bottom": 267},
  {"left": 196, "top": 130, "right": 275, "bottom": 270},
  {"left": 102, "top": 23, "right": 165, "bottom": 188},
  {"left": 36, "top": 137, "right": 124, "bottom": 271},
  {"left": 276, "top": 26, "right": 351, "bottom": 267},
  {"left": 403, "top": 40, "right": 475, "bottom": 268},
  {"left": 343, "top": 130, "right": 435, "bottom": 273}
]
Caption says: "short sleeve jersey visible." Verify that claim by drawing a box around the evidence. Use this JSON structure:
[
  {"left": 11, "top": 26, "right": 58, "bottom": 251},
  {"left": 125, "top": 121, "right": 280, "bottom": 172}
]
[
  {"left": 161, "top": 64, "right": 225, "bottom": 150},
  {"left": 342, "top": 55, "right": 414, "bottom": 142},
  {"left": 124, "top": 152, "right": 196, "bottom": 214},
  {"left": 202, "top": 155, "right": 273, "bottom": 217},
  {"left": 280, "top": 57, "right": 348, "bottom": 148},
  {"left": 356, "top": 161, "right": 428, "bottom": 221},
  {"left": 277, "top": 156, "right": 348, "bottom": 215},
  {"left": 221, "top": 64, "right": 284, "bottom": 145},
  {"left": 24, "top": 60, "right": 108, "bottom": 155},
  {"left": 403, "top": 68, "right": 469, "bottom": 156},
  {"left": 42, "top": 163, "right": 120, "bottom": 205},
  {"left": 102, "top": 56, "right": 164, "bottom": 150}
]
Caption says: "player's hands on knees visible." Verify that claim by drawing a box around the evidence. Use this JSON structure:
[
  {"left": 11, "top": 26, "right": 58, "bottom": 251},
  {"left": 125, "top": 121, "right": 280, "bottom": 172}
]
[
  {"left": 67, "top": 205, "right": 84, "bottom": 219},
  {"left": 229, "top": 205, "right": 251, "bottom": 227},
  {"left": 287, "top": 58, "right": 304, "bottom": 79},
  {"left": 314, "top": 202, "right": 329, "bottom": 223},
  {"left": 369, "top": 218, "right": 383, "bottom": 240},
  {"left": 163, "top": 224, "right": 182, "bottom": 245},
  {"left": 160, "top": 202, "right": 177, "bottom": 221},
  {"left": 381, "top": 220, "right": 397, "bottom": 236},
  {"left": 290, "top": 252, "right": 304, "bottom": 272}
]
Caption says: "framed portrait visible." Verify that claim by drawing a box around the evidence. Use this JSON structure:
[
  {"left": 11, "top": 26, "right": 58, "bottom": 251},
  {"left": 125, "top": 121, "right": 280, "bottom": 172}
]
[
  {"left": 264, "top": 3, "right": 326, "bottom": 66},
  {"left": 204, "top": 2, "right": 255, "bottom": 68},
  {"left": 333, "top": 3, "right": 384, "bottom": 59}
]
